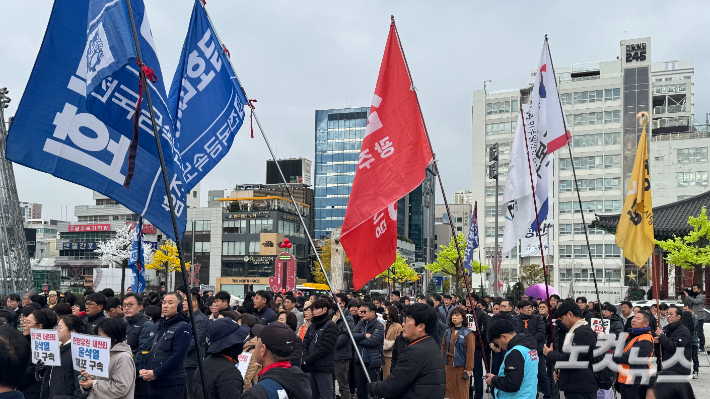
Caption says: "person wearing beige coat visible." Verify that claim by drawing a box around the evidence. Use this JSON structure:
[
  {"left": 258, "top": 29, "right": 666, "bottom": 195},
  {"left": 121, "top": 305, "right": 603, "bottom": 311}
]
[{"left": 382, "top": 305, "right": 403, "bottom": 380}]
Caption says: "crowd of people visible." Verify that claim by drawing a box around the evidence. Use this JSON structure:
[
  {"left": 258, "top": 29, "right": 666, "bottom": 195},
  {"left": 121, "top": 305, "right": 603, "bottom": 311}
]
[{"left": 0, "top": 285, "right": 703, "bottom": 399}]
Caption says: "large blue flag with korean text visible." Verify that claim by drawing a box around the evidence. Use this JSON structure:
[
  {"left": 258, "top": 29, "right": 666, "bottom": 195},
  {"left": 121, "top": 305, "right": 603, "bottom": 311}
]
[
  {"left": 462, "top": 201, "right": 479, "bottom": 272},
  {"left": 127, "top": 218, "right": 146, "bottom": 293},
  {"left": 167, "top": 0, "right": 248, "bottom": 192},
  {"left": 6, "top": 0, "right": 187, "bottom": 240}
]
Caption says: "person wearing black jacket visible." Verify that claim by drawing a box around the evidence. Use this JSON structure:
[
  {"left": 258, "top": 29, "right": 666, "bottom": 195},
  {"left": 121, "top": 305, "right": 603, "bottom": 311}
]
[
  {"left": 251, "top": 291, "right": 277, "bottom": 325},
  {"left": 332, "top": 303, "right": 355, "bottom": 399},
  {"left": 352, "top": 302, "right": 385, "bottom": 399},
  {"left": 485, "top": 319, "right": 539, "bottom": 398},
  {"left": 191, "top": 318, "right": 249, "bottom": 399},
  {"left": 84, "top": 293, "right": 107, "bottom": 334},
  {"left": 301, "top": 299, "right": 338, "bottom": 399},
  {"left": 40, "top": 315, "right": 87, "bottom": 399},
  {"left": 366, "top": 303, "right": 445, "bottom": 399},
  {"left": 655, "top": 305, "right": 691, "bottom": 376},
  {"left": 602, "top": 303, "right": 625, "bottom": 339},
  {"left": 518, "top": 300, "right": 552, "bottom": 399},
  {"left": 488, "top": 300, "right": 517, "bottom": 376},
  {"left": 465, "top": 295, "right": 489, "bottom": 399},
  {"left": 544, "top": 299, "right": 598, "bottom": 399},
  {"left": 182, "top": 291, "right": 208, "bottom": 398}
]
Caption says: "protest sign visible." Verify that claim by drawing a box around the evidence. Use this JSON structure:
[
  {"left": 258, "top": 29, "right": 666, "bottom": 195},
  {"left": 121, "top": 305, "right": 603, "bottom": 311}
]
[
  {"left": 591, "top": 318, "right": 610, "bottom": 335},
  {"left": 377, "top": 313, "right": 386, "bottom": 325},
  {"left": 467, "top": 315, "right": 477, "bottom": 331},
  {"left": 71, "top": 332, "right": 111, "bottom": 378},
  {"left": 237, "top": 352, "right": 252, "bottom": 377},
  {"left": 30, "top": 329, "right": 61, "bottom": 366}
]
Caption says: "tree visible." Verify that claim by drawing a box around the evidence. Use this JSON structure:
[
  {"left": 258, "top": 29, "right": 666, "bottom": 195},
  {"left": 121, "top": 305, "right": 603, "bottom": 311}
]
[
  {"left": 511, "top": 282, "right": 525, "bottom": 305},
  {"left": 518, "top": 263, "right": 554, "bottom": 287},
  {"left": 146, "top": 239, "right": 190, "bottom": 288},
  {"left": 625, "top": 278, "right": 646, "bottom": 301},
  {"left": 95, "top": 224, "right": 136, "bottom": 298},
  {"left": 656, "top": 207, "right": 710, "bottom": 270},
  {"left": 376, "top": 253, "right": 420, "bottom": 291},
  {"left": 426, "top": 278, "right": 437, "bottom": 296},
  {"left": 312, "top": 238, "right": 351, "bottom": 285},
  {"left": 425, "top": 234, "right": 490, "bottom": 294}
]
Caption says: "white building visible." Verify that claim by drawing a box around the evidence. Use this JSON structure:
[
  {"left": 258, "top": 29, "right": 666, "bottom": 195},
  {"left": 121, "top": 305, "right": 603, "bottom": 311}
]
[
  {"left": 472, "top": 37, "right": 707, "bottom": 302},
  {"left": 20, "top": 201, "right": 42, "bottom": 221},
  {"left": 453, "top": 190, "right": 473, "bottom": 206}
]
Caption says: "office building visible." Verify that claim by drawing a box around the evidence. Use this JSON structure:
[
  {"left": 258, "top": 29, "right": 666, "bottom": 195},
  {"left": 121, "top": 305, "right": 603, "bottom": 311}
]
[
  {"left": 266, "top": 158, "right": 313, "bottom": 186},
  {"left": 472, "top": 37, "right": 705, "bottom": 302},
  {"left": 20, "top": 201, "right": 42, "bottom": 221},
  {"left": 453, "top": 190, "right": 473, "bottom": 206},
  {"left": 397, "top": 166, "right": 437, "bottom": 263}
]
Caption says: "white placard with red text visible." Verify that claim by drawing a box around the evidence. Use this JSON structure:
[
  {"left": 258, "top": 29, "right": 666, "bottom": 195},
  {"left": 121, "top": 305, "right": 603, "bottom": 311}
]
[
  {"left": 590, "top": 318, "right": 610, "bottom": 335},
  {"left": 71, "top": 332, "right": 111, "bottom": 378},
  {"left": 237, "top": 352, "right": 252, "bottom": 377},
  {"left": 30, "top": 328, "right": 61, "bottom": 366},
  {"left": 467, "top": 315, "right": 477, "bottom": 332}
]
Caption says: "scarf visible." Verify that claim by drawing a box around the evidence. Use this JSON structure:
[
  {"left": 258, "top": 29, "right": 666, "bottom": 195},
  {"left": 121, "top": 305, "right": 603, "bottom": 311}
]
[
  {"left": 563, "top": 319, "right": 588, "bottom": 346},
  {"left": 632, "top": 326, "right": 650, "bottom": 334}
]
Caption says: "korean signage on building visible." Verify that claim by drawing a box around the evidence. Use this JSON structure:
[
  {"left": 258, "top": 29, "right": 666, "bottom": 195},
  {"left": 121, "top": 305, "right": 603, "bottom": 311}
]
[
  {"left": 228, "top": 211, "right": 271, "bottom": 219},
  {"left": 63, "top": 242, "right": 99, "bottom": 250},
  {"left": 625, "top": 43, "right": 647, "bottom": 63},
  {"left": 126, "top": 222, "right": 157, "bottom": 234},
  {"left": 67, "top": 224, "right": 110, "bottom": 232}
]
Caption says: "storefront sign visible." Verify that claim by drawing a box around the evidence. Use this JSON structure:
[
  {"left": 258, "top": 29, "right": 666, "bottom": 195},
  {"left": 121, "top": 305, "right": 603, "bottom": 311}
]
[
  {"left": 625, "top": 43, "right": 647, "bottom": 63},
  {"left": 63, "top": 242, "right": 99, "bottom": 250},
  {"left": 67, "top": 224, "right": 110, "bottom": 232},
  {"left": 227, "top": 211, "right": 271, "bottom": 219},
  {"left": 126, "top": 222, "right": 157, "bottom": 234},
  {"left": 217, "top": 277, "right": 270, "bottom": 285}
]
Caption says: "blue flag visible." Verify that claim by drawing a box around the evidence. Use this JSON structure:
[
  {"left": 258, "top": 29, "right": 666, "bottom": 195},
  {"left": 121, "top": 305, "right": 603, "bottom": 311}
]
[
  {"left": 462, "top": 201, "right": 479, "bottom": 272},
  {"left": 127, "top": 218, "right": 146, "bottom": 293},
  {"left": 6, "top": 1, "right": 186, "bottom": 240},
  {"left": 167, "top": 1, "right": 248, "bottom": 192}
]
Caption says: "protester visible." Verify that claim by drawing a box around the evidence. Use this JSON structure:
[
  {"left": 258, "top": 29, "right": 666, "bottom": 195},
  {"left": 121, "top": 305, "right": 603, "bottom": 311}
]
[
  {"left": 52, "top": 303, "right": 72, "bottom": 318},
  {"left": 71, "top": 301, "right": 86, "bottom": 319},
  {"left": 276, "top": 311, "right": 303, "bottom": 368},
  {"left": 682, "top": 306, "right": 700, "bottom": 378},
  {"left": 283, "top": 295, "right": 304, "bottom": 331},
  {"left": 298, "top": 306, "right": 312, "bottom": 341},
  {"left": 390, "top": 290, "right": 400, "bottom": 303},
  {"left": 140, "top": 291, "right": 192, "bottom": 399},
  {"left": 348, "top": 300, "right": 361, "bottom": 324},
  {"left": 239, "top": 314, "right": 263, "bottom": 390},
  {"left": 602, "top": 303, "right": 625, "bottom": 338},
  {"left": 620, "top": 301, "right": 634, "bottom": 332},
  {"left": 352, "top": 302, "right": 385, "bottom": 399},
  {"left": 0, "top": 325, "right": 32, "bottom": 399},
  {"left": 181, "top": 290, "right": 209, "bottom": 397},
  {"left": 46, "top": 291, "right": 58, "bottom": 308},
  {"left": 79, "top": 317, "right": 135, "bottom": 399},
  {"left": 0, "top": 309, "right": 16, "bottom": 329},
  {"left": 123, "top": 292, "right": 155, "bottom": 399},
  {"left": 440, "top": 307, "right": 474, "bottom": 399},
  {"left": 301, "top": 298, "right": 338, "bottom": 399},
  {"left": 465, "top": 294, "right": 489, "bottom": 399},
  {"left": 655, "top": 305, "right": 691, "bottom": 376},
  {"left": 615, "top": 311, "right": 654, "bottom": 399},
  {"left": 683, "top": 284, "right": 705, "bottom": 350},
  {"left": 516, "top": 300, "right": 552, "bottom": 399},
  {"left": 20, "top": 308, "right": 56, "bottom": 399},
  {"left": 39, "top": 315, "right": 87, "bottom": 399},
  {"left": 367, "top": 303, "right": 446, "bottom": 399},
  {"left": 332, "top": 301, "right": 355, "bottom": 399},
  {"left": 21, "top": 290, "right": 35, "bottom": 308},
  {"left": 489, "top": 299, "right": 516, "bottom": 375},
  {"left": 84, "top": 293, "right": 107, "bottom": 332},
  {"left": 647, "top": 371, "right": 697, "bottom": 398},
  {"left": 238, "top": 322, "right": 311, "bottom": 399},
  {"left": 543, "top": 299, "right": 598, "bottom": 399},
  {"left": 191, "top": 318, "right": 249, "bottom": 399},
  {"left": 144, "top": 305, "right": 162, "bottom": 323},
  {"left": 252, "top": 291, "right": 277, "bottom": 325},
  {"left": 382, "top": 305, "right": 402, "bottom": 379},
  {"left": 485, "top": 318, "right": 538, "bottom": 399}
]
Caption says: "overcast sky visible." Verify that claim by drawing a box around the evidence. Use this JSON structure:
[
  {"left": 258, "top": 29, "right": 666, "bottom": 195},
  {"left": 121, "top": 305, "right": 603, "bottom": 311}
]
[{"left": 1, "top": 1, "right": 708, "bottom": 221}]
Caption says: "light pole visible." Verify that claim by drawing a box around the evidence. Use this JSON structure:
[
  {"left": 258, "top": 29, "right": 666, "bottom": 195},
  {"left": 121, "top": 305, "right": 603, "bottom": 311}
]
[{"left": 483, "top": 80, "right": 500, "bottom": 296}]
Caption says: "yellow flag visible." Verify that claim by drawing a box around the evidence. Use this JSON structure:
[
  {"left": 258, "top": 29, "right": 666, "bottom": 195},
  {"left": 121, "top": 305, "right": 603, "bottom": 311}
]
[{"left": 615, "top": 122, "right": 654, "bottom": 267}]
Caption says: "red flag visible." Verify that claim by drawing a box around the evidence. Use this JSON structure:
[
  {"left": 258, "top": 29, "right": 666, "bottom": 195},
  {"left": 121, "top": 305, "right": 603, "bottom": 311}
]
[{"left": 340, "top": 21, "right": 433, "bottom": 290}]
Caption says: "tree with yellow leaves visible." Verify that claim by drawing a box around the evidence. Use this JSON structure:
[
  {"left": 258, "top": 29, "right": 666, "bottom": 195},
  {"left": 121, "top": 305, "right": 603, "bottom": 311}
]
[
  {"left": 376, "top": 253, "right": 420, "bottom": 292},
  {"left": 146, "top": 239, "right": 190, "bottom": 287}
]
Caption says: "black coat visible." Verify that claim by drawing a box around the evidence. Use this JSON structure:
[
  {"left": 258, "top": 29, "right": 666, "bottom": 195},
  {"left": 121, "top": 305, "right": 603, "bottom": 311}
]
[
  {"left": 352, "top": 319, "right": 385, "bottom": 367},
  {"left": 237, "top": 366, "right": 311, "bottom": 399},
  {"left": 517, "top": 313, "right": 546, "bottom": 352},
  {"left": 608, "top": 314, "right": 625, "bottom": 339},
  {"left": 40, "top": 343, "right": 83, "bottom": 399},
  {"left": 186, "top": 310, "right": 209, "bottom": 369},
  {"left": 659, "top": 321, "right": 692, "bottom": 375},
  {"left": 19, "top": 336, "right": 41, "bottom": 399},
  {"left": 301, "top": 315, "right": 338, "bottom": 372},
  {"left": 334, "top": 313, "right": 355, "bottom": 362},
  {"left": 191, "top": 353, "right": 244, "bottom": 399},
  {"left": 546, "top": 323, "right": 598, "bottom": 394},
  {"left": 367, "top": 335, "right": 445, "bottom": 399},
  {"left": 390, "top": 333, "right": 407, "bottom": 372},
  {"left": 469, "top": 308, "right": 489, "bottom": 352}
]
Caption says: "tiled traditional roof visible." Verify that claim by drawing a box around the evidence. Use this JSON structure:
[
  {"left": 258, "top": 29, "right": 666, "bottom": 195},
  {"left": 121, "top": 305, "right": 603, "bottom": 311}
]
[{"left": 590, "top": 189, "right": 710, "bottom": 240}]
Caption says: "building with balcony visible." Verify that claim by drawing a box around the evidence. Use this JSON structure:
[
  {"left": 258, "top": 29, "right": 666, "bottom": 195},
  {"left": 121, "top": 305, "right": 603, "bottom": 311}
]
[{"left": 472, "top": 37, "right": 705, "bottom": 302}]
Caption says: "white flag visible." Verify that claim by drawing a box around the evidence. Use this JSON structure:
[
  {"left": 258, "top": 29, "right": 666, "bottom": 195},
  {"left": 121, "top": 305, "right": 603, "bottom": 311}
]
[{"left": 536, "top": 39, "right": 571, "bottom": 154}]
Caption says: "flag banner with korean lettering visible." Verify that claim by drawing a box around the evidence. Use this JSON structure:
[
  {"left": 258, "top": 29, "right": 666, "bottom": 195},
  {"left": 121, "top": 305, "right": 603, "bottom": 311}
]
[
  {"left": 462, "top": 201, "right": 479, "bottom": 272},
  {"left": 615, "top": 122, "right": 654, "bottom": 267},
  {"left": 167, "top": 1, "right": 248, "bottom": 192},
  {"left": 6, "top": 1, "right": 187, "bottom": 241},
  {"left": 340, "top": 22, "right": 433, "bottom": 290},
  {"left": 127, "top": 218, "right": 145, "bottom": 293},
  {"left": 71, "top": 332, "right": 111, "bottom": 378},
  {"left": 536, "top": 39, "right": 571, "bottom": 154},
  {"left": 30, "top": 329, "right": 61, "bottom": 366},
  {"left": 521, "top": 161, "right": 554, "bottom": 257}
]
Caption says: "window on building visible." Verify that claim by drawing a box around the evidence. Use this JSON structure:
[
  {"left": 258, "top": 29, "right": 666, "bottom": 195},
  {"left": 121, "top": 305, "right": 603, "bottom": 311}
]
[
  {"left": 604, "top": 88, "right": 621, "bottom": 101},
  {"left": 223, "top": 220, "right": 246, "bottom": 234},
  {"left": 559, "top": 158, "right": 572, "bottom": 171},
  {"left": 560, "top": 93, "right": 572, "bottom": 105},
  {"left": 604, "top": 244, "right": 621, "bottom": 258},
  {"left": 604, "top": 178, "right": 620, "bottom": 190},
  {"left": 485, "top": 227, "right": 504, "bottom": 238},
  {"left": 457, "top": 227, "right": 463, "bottom": 232},
  {"left": 604, "top": 132, "right": 621, "bottom": 145},
  {"left": 194, "top": 242, "right": 210, "bottom": 253},
  {"left": 559, "top": 180, "right": 573, "bottom": 192},
  {"left": 573, "top": 133, "right": 603, "bottom": 148},
  {"left": 574, "top": 244, "right": 603, "bottom": 258},
  {"left": 573, "top": 112, "right": 603, "bottom": 126},
  {"left": 456, "top": 217, "right": 463, "bottom": 223},
  {"left": 559, "top": 245, "right": 573, "bottom": 258},
  {"left": 559, "top": 224, "right": 572, "bottom": 235},
  {"left": 511, "top": 100, "right": 519, "bottom": 111},
  {"left": 222, "top": 241, "right": 245, "bottom": 255},
  {"left": 677, "top": 195, "right": 693, "bottom": 201},
  {"left": 487, "top": 143, "right": 511, "bottom": 160},
  {"left": 677, "top": 171, "right": 709, "bottom": 186},
  {"left": 486, "top": 187, "right": 496, "bottom": 197},
  {"left": 574, "top": 223, "right": 604, "bottom": 235},
  {"left": 574, "top": 200, "right": 603, "bottom": 213},
  {"left": 486, "top": 101, "right": 511, "bottom": 115},
  {"left": 575, "top": 156, "right": 604, "bottom": 170},
  {"left": 605, "top": 269, "right": 621, "bottom": 282},
  {"left": 195, "top": 220, "right": 211, "bottom": 232},
  {"left": 574, "top": 90, "right": 603, "bottom": 104},
  {"left": 604, "top": 155, "right": 621, "bottom": 168},
  {"left": 677, "top": 148, "right": 708, "bottom": 163},
  {"left": 485, "top": 206, "right": 496, "bottom": 217},
  {"left": 559, "top": 202, "right": 573, "bottom": 214},
  {"left": 249, "top": 219, "right": 273, "bottom": 233},
  {"left": 486, "top": 122, "right": 511, "bottom": 135},
  {"left": 604, "top": 200, "right": 621, "bottom": 213},
  {"left": 248, "top": 241, "right": 260, "bottom": 254},
  {"left": 604, "top": 110, "right": 621, "bottom": 124}
]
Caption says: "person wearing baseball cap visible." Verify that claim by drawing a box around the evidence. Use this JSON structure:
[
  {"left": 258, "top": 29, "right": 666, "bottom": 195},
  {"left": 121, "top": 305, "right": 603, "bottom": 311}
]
[{"left": 238, "top": 322, "right": 310, "bottom": 399}]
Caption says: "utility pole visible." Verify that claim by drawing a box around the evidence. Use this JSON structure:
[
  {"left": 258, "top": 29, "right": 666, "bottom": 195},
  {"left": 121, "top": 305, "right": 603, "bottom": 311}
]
[{"left": 483, "top": 80, "right": 500, "bottom": 296}]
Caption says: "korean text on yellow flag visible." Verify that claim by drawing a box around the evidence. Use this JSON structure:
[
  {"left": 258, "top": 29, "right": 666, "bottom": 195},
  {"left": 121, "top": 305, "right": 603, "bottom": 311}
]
[{"left": 615, "top": 123, "right": 654, "bottom": 267}]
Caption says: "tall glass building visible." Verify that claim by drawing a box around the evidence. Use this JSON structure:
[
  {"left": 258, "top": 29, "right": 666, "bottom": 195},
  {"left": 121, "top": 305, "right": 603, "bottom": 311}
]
[{"left": 314, "top": 107, "right": 369, "bottom": 239}]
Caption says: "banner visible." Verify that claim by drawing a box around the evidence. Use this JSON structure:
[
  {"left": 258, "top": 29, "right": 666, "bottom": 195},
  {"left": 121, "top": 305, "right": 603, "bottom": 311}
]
[
  {"left": 466, "top": 314, "right": 477, "bottom": 331},
  {"left": 71, "top": 332, "right": 111, "bottom": 378},
  {"left": 167, "top": 1, "right": 248, "bottom": 192},
  {"left": 591, "top": 318, "right": 610, "bottom": 335},
  {"left": 30, "top": 329, "right": 61, "bottom": 366},
  {"left": 536, "top": 39, "right": 571, "bottom": 154},
  {"left": 127, "top": 218, "right": 145, "bottom": 293},
  {"left": 462, "top": 202, "right": 479, "bottom": 272},
  {"left": 340, "top": 21, "right": 433, "bottom": 290},
  {"left": 6, "top": 1, "right": 187, "bottom": 241}
]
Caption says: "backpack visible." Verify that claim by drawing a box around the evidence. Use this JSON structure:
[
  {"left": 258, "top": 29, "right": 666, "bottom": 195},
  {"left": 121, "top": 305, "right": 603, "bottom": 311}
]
[{"left": 257, "top": 378, "right": 288, "bottom": 399}]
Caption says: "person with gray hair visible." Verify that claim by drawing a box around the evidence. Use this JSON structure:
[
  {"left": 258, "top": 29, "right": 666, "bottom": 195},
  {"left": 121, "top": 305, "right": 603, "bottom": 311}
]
[{"left": 22, "top": 290, "right": 37, "bottom": 308}]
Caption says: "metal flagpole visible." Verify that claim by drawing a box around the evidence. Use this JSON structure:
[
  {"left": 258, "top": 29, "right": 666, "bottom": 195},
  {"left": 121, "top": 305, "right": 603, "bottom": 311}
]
[
  {"left": 123, "top": 2, "right": 208, "bottom": 398},
  {"left": 518, "top": 104, "right": 556, "bottom": 347},
  {"left": 545, "top": 36, "right": 604, "bottom": 324},
  {"left": 392, "top": 16, "right": 490, "bottom": 373},
  {"left": 195, "top": 0, "right": 371, "bottom": 381}
]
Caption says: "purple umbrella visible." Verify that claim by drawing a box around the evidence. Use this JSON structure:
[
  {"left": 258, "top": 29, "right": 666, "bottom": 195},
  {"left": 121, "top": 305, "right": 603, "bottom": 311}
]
[{"left": 524, "top": 283, "right": 559, "bottom": 300}]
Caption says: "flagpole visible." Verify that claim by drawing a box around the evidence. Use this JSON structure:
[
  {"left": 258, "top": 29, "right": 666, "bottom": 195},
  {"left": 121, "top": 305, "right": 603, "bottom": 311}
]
[
  {"left": 392, "top": 16, "right": 490, "bottom": 373},
  {"left": 519, "top": 104, "right": 557, "bottom": 348},
  {"left": 123, "top": 2, "right": 208, "bottom": 397},
  {"left": 544, "top": 36, "right": 604, "bottom": 319}
]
